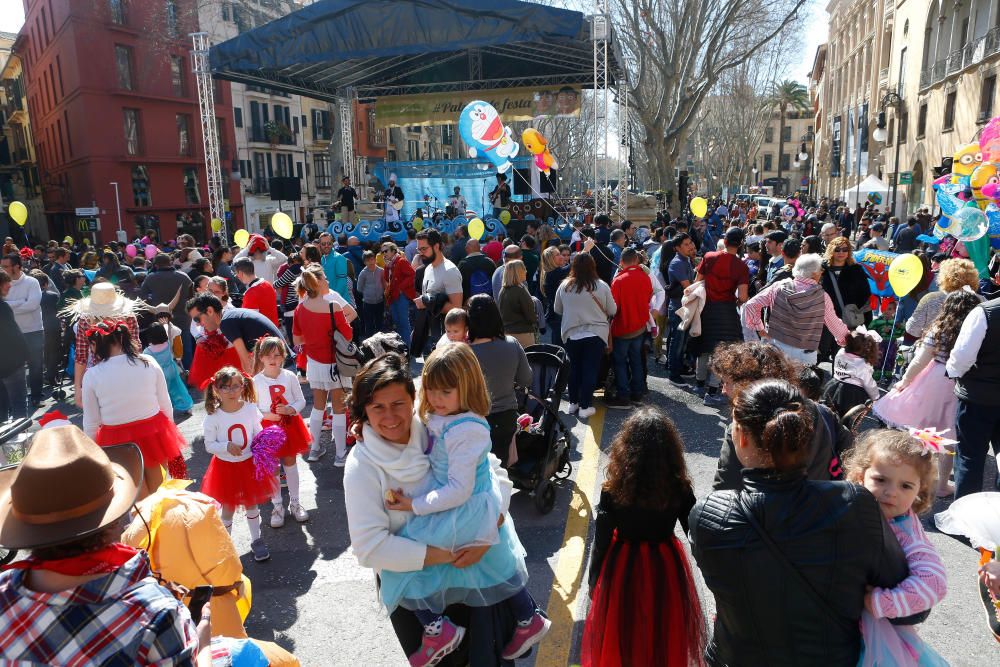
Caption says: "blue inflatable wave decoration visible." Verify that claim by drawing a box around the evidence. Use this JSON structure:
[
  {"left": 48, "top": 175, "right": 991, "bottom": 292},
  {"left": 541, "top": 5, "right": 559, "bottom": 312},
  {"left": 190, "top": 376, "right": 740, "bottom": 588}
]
[{"left": 326, "top": 217, "right": 509, "bottom": 244}]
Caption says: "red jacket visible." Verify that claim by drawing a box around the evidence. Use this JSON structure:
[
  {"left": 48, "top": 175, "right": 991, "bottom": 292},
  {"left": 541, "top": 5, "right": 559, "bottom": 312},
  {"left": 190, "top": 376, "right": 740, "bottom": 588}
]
[
  {"left": 386, "top": 255, "right": 416, "bottom": 303},
  {"left": 241, "top": 279, "right": 280, "bottom": 326},
  {"left": 610, "top": 265, "right": 653, "bottom": 338}
]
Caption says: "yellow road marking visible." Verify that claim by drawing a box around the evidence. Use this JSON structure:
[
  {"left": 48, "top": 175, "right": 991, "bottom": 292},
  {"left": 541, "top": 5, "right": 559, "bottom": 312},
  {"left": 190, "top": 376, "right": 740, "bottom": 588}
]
[{"left": 535, "top": 407, "right": 604, "bottom": 666}]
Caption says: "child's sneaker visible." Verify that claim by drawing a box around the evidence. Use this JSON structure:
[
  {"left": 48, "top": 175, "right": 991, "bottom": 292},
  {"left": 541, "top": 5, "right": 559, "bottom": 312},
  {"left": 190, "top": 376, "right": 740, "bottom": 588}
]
[
  {"left": 501, "top": 611, "right": 551, "bottom": 660},
  {"left": 408, "top": 617, "right": 464, "bottom": 667},
  {"left": 250, "top": 538, "right": 270, "bottom": 562}
]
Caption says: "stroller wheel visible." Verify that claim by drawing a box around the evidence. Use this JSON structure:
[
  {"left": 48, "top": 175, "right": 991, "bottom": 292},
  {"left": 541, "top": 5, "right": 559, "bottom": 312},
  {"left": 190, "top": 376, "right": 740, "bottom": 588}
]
[{"left": 534, "top": 481, "right": 557, "bottom": 514}]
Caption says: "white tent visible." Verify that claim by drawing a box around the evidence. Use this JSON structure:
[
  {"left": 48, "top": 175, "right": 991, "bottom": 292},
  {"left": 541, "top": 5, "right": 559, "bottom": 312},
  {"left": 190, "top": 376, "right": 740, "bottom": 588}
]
[{"left": 842, "top": 174, "right": 890, "bottom": 209}]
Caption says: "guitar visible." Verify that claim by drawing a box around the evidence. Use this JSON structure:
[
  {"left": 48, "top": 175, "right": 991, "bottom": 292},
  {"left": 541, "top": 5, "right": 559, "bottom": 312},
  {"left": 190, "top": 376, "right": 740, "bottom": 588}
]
[{"left": 388, "top": 198, "right": 405, "bottom": 211}]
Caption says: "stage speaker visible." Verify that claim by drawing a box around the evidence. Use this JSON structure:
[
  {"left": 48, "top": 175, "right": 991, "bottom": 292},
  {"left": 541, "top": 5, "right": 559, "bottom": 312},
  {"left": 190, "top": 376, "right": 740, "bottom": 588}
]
[
  {"left": 513, "top": 168, "right": 558, "bottom": 195},
  {"left": 270, "top": 176, "right": 301, "bottom": 201}
]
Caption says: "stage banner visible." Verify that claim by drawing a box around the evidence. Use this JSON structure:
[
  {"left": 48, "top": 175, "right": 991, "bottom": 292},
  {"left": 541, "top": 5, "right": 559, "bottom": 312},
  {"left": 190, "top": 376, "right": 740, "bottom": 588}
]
[{"left": 374, "top": 85, "right": 581, "bottom": 128}]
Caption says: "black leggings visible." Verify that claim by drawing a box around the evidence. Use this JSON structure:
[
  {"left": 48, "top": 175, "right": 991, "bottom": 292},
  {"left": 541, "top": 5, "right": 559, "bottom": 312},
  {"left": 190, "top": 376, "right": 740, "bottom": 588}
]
[{"left": 487, "top": 409, "right": 518, "bottom": 468}]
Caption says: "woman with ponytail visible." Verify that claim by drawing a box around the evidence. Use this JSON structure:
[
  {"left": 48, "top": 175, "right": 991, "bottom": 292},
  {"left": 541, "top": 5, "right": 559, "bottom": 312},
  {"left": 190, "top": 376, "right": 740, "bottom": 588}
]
[
  {"left": 689, "top": 378, "right": 912, "bottom": 667},
  {"left": 80, "top": 319, "right": 187, "bottom": 499}
]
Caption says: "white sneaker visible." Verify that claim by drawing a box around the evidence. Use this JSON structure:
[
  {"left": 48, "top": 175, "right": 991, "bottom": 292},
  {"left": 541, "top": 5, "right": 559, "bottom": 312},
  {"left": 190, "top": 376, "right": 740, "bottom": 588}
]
[
  {"left": 306, "top": 445, "right": 327, "bottom": 462},
  {"left": 289, "top": 502, "right": 309, "bottom": 522},
  {"left": 567, "top": 403, "right": 579, "bottom": 414},
  {"left": 270, "top": 506, "right": 285, "bottom": 528},
  {"left": 578, "top": 406, "right": 597, "bottom": 418},
  {"left": 334, "top": 453, "right": 348, "bottom": 467}
]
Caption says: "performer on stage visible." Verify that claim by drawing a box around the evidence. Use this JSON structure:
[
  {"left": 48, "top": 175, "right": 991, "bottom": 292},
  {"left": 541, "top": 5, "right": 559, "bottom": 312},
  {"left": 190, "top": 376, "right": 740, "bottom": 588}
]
[
  {"left": 385, "top": 176, "right": 405, "bottom": 224},
  {"left": 336, "top": 176, "right": 359, "bottom": 224},
  {"left": 448, "top": 186, "right": 468, "bottom": 218},
  {"left": 489, "top": 173, "right": 511, "bottom": 218}
]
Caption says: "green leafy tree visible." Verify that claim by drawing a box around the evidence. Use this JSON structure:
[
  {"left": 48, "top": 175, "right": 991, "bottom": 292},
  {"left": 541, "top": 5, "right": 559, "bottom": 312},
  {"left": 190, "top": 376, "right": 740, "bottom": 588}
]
[{"left": 770, "top": 80, "right": 810, "bottom": 193}]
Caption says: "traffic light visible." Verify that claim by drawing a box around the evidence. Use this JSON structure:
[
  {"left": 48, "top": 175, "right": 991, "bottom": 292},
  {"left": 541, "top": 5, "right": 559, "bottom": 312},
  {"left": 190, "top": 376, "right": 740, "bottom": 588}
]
[{"left": 932, "top": 157, "right": 953, "bottom": 179}]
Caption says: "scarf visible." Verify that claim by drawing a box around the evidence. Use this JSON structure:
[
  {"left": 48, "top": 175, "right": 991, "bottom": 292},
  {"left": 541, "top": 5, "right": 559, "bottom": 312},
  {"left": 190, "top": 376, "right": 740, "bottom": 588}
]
[
  {"left": 4, "top": 543, "right": 139, "bottom": 575},
  {"left": 356, "top": 416, "right": 431, "bottom": 485}
]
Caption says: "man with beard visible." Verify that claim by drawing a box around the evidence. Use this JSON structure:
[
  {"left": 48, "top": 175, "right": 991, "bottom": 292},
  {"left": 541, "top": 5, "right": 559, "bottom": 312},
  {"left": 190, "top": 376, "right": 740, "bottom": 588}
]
[{"left": 413, "top": 229, "right": 463, "bottom": 349}]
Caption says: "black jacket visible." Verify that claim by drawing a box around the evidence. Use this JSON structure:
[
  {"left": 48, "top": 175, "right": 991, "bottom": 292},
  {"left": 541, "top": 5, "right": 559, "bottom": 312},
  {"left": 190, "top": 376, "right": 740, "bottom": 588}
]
[
  {"left": 821, "top": 263, "right": 872, "bottom": 321},
  {"left": 713, "top": 400, "right": 851, "bottom": 491},
  {"left": 690, "top": 471, "right": 909, "bottom": 667},
  {"left": 0, "top": 301, "right": 27, "bottom": 379}
]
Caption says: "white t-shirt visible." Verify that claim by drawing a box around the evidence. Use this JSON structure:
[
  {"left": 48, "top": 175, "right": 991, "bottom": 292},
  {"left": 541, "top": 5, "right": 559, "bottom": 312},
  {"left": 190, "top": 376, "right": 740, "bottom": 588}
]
[
  {"left": 253, "top": 368, "right": 306, "bottom": 416},
  {"left": 422, "top": 259, "right": 463, "bottom": 297},
  {"left": 82, "top": 354, "right": 174, "bottom": 438},
  {"left": 203, "top": 402, "right": 263, "bottom": 463}
]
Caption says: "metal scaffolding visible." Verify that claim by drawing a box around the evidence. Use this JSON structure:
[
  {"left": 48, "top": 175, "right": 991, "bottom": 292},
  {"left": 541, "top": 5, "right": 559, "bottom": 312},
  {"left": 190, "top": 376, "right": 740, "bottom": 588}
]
[
  {"left": 191, "top": 32, "right": 226, "bottom": 239},
  {"left": 617, "top": 82, "right": 628, "bottom": 220},
  {"left": 591, "top": 1, "right": 611, "bottom": 216},
  {"left": 339, "top": 93, "right": 356, "bottom": 185}
]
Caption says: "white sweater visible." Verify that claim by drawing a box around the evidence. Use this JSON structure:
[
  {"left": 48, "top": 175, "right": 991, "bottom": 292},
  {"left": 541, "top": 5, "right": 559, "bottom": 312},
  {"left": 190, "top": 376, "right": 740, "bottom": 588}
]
[
  {"left": 203, "top": 402, "right": 263, "bottom": 463},
  {"left": 343, "top": 416, "right": 513, "bottom": 574},
  {"left": 832, "top": 350, "right": 880, "bottom": 400},
  {"left": 234, "top": 247, "right": 287, "bottom": 284},
  {"left": 5, "top": 272, "right": 42, "bottom": 333},
  {"left": 82, "top": 355, "right": 173, "bottom": 438},
  {"left": 253, "top": 369, "right": 306, "bottom": 417}
]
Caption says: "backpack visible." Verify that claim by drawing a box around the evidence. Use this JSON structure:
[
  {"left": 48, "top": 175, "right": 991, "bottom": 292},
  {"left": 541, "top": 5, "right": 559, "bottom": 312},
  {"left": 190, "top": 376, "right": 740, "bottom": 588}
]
[
  {"left": 328, "top": 304, "right": 365, "bottom": 378},
  {"left": 469, "top": 269, "right": 492, "bottom": 297}
]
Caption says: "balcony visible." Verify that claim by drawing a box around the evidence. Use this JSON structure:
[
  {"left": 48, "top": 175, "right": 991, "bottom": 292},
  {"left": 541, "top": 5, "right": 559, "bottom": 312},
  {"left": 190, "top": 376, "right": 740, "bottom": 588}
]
[
  {"left": 878, "top": 67, "right": 889, "bottom": 86},
  {"left": 920, "top": 27, "right": 1000, "bottom": 89}
]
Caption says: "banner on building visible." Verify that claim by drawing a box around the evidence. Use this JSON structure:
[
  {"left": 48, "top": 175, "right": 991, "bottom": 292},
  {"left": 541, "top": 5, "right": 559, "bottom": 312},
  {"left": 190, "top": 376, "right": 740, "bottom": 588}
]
[
  {"left": 374, "top": 85, "right": 582, "bottom": 129},
  {"left": 831, "top": 115, "right": 842, "bottom": 177},
  {"left": 859, "top": 103, "right": 869, "bottom": 175},
  {"left": 845, "top": 107, "right": 855, "bottom": 176}
]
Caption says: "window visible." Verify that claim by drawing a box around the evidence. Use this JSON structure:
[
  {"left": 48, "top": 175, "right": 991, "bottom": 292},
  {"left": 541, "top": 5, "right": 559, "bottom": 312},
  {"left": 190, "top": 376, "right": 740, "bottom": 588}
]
[
  {"left": 170, "top": 57, "right": 185, "bottom": 96},
  {"left": 311, "top": 110, "right": 332, "bottom": 140},
  {"left": 234, "top": 107, "right": 243, "bottom": 128},
  {"left": 763, "top": 153, "right": 773, "bottom": 171},
  {"left": 115, "top": 45, "right": 134, "bottom": 91},
  {"left": 176, "top": 114, "right": 191, "bottom": 156},
  {"left": 980, "top": 76, "right": 997, "bottom": 122},
  {"left": 407, "top": 139, "right": 419, "bottom": 160},
  {"left": 898, "top": 112, "right": 908, "bottom": 144},
  {"left": 917, "top": 104, "right": 927, "bottom": 137},
  {"left": 441, "top": 125, "right": 454, "bottom": 145},
  {"left": 408, "top": 125, "right": 421, "bottom": 133},
  {"left": 943, "top": 91, "right": 957, "bottom": 131},
  {"left": 253, "top": 152, "right": 267, "bottom": 192},
  {"left": 132, "top": 165, "right": 151, "bottom": 206},
  {"left": 764, "top": 126, "right": 774, "bottom": 143},
  {"left": 898, "top": 47, "right": 907, "bottom": 95},
  {"left": 123, "top": 108, "right": 140, "bottom": 155},
  {"left": 221, "top": 2, "right": 230, "bottom": 21},
  {"left": 779, "top": 153, "right": 791, "bottom": 171},
  {"left": 276, "top": 153, "right": 290, "bottom": 177},
  {"left": 886, "top": 117, "right": 894, "bottom": 146},
  {"left": 296, "top": 162, "right": 303, "bottom": 180},
  {"left": 109, "top": 0, "right": 126, "bottom": 24},
  {"left": 165, "top": 1, "right": 179, "bottom": 37},
  {"left": 314, "top": 154, "right": 331, "bottom": 188},
  {"left": 782, "top": 126, "right": 791, "bottom": 142},
  {"left": 183, "top": 168, "right": 200, "bottom": 204}
]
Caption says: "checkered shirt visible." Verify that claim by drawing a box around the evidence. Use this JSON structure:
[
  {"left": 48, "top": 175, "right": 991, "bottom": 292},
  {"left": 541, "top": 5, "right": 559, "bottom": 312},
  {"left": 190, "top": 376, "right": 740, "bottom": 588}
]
[
  {"left": 74, "top": 315, "right": 142, "bottom": 368},
  {"left": 0, "top": 552, "right": 198, "bottom": 665}
]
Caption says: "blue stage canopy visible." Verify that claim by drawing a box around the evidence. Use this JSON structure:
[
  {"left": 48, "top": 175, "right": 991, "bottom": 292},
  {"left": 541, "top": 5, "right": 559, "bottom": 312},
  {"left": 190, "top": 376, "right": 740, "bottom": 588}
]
[{"left": 208, "top": 0, "right": 620, "bottom": 101}]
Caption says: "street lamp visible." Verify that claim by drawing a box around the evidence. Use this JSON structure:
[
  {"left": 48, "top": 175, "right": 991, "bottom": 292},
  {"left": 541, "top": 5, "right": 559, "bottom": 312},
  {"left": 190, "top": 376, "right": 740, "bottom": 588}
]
[{"left": 873, "top": 91, "right": 904, "bottom": 215}]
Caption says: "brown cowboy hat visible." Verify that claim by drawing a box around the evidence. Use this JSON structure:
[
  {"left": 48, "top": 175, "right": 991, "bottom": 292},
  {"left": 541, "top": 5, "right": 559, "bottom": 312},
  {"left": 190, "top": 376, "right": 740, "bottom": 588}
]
[{"left": 0, "top": 426, "right": 143, "bottom": 550}]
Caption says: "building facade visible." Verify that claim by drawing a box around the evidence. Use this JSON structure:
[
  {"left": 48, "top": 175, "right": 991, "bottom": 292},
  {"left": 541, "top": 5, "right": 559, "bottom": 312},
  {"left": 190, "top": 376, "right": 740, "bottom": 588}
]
[
  {"left": 754, "top": 110, "right": 816, "bottom": 195},
  {"left": 17, "top": 0, "right": 244, "bottom": 244}
]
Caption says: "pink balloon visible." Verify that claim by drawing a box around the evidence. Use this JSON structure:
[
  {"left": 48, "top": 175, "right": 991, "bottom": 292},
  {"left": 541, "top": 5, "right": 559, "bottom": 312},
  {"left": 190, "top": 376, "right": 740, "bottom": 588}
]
[
  {"left": 980, "top": 116, "right": 1000, "bottom": 159},
  {"left": 125, "top": 244, "right": 137, "bottom": 258},
  {"left": 144, "top": 245, "right": 158, "bottom": 260}
]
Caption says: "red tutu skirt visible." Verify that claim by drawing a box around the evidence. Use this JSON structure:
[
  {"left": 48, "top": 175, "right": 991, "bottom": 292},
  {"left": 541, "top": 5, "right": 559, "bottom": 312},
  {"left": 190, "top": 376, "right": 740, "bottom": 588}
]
[
  {"left": 188, "top": 342, "right": 243, "bottom": 388},
  {"left": 582, "top": 534, "right": 706, "bottom": 667},
  {"left": 96, "top": 411, "right": 187, "bottom": 468},
  {"left": 262, "top": 415, "right": 312, "bottom": 458},
  {"left": 201, "top": 457, "right": 278, "bottom": 509}
]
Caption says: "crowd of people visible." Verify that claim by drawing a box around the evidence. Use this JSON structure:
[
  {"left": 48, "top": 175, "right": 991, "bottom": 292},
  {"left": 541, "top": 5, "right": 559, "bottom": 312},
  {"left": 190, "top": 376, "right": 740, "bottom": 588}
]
[{"left": 0, "top": 190, "right": 999, "bottom": 665}]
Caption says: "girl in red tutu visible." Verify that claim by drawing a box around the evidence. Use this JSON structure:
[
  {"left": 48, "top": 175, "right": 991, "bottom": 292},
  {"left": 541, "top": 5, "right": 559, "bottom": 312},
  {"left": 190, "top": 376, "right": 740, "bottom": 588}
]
[
  {"left": 188, "top": 328, "right": 243, "bottom": 388},
  {"left": 201, "top": 366, "right": 277, "bottom": 562},
  {"left": 252, "top": 336, "right": 312, "bottom": 528},
  {"left": 80, "top": 320, "right": 187, "bottom": 499},
  {"left": 582, "top": 407, "right": 706, "bottom": 667}
]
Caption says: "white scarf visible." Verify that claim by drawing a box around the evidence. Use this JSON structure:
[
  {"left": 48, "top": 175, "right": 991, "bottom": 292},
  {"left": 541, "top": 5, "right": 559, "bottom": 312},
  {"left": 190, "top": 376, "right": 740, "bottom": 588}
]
[{"left": 355, "top": 416, "right": 430, "bottom": 485}]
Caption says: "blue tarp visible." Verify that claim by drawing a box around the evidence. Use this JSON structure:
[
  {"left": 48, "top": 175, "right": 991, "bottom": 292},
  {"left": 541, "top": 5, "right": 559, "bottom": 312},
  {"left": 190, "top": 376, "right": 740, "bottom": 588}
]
[{"left": 209, "top": 0, "right": 614, "bottom": 100}]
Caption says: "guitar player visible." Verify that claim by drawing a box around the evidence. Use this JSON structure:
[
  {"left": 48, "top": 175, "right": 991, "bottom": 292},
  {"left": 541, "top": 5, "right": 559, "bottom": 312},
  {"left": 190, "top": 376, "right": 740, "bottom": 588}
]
[
  {"left": 489, "top": 172, "right": 511, "bottom": 218},
  {"left": 384, "top": 176, "right": 405, "bottom": 223}
]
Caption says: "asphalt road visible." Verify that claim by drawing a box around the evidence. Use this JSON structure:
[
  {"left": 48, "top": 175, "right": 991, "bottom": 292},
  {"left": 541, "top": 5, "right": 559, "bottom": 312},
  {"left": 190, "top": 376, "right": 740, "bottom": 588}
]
[{"left": 23, "top": 358, "right": 999, "bottom": 666}]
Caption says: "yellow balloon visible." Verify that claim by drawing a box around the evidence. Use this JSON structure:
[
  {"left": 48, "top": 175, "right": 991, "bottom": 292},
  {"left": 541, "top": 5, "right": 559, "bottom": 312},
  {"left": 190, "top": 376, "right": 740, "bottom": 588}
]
[
  {"left": 8, "top": 201, "right": 27, "bottom": 226},
  {"left": 689, "top": 197, "right": 708, "bottom": 219},
  {"left": 468, "top": 217, "right": 485, "bottom": 241},
  {"left": 271, "top": 212, "right": 293, "bottom": 239},
  {"left": 234, "top": 229, "right": 250, "bottom": 249},
  {"left": 413, "top": 217, "right": 424, "bottom": 231},
  {"left": 211, "top": 218, "right": 223, "bottom": 233},
  {"left": 63, "top": 235, "right": 73, "bottom": 244},
  {"left": 499, "top": 209, "right": 511, "bottom": 225},
  {"left": 888, "top": 253, "right": 924, "bottom": 297}
]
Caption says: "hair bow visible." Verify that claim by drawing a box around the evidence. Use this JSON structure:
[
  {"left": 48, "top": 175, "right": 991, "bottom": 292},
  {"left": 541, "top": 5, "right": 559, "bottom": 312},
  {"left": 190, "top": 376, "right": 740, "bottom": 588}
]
[
  {"left": 18, "top": 247, "right": 33, "bottom": 260},
  {"left": 85, "top": 320, "right": 122, "bottom": 338},
  {"left": 907, "top": 427, "right": 958, "bottom": 455},
  {"left": 854, "top": 325, "right": 883, "bottom": 344},
  {"left": 198, "top": 376, "right": 215, "bottom": 392}
]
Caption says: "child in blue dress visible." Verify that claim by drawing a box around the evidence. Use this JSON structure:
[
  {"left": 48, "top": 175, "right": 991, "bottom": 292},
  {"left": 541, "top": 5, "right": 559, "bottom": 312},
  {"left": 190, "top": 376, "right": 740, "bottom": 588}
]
[
  {"left": 143, "top": 324, "right": 193, "bottom": 413},
  {"left": 381, "top": 342, "right": 549, "bottom": 666}
]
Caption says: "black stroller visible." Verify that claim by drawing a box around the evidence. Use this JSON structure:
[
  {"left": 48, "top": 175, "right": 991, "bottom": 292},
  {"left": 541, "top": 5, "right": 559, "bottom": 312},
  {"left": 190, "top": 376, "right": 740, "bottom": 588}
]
[{"left": 509, "top": 344, "right": 573, "bottom": 514}]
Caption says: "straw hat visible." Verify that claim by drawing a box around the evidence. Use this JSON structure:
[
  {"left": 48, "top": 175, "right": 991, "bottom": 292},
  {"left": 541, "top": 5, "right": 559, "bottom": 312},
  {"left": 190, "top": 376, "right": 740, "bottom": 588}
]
[
  {"left": 60, "top": 282, "right": 145, "bottom": 319},
  {"left": 0, "top": 425, "right": 142, "bottom": 549}
]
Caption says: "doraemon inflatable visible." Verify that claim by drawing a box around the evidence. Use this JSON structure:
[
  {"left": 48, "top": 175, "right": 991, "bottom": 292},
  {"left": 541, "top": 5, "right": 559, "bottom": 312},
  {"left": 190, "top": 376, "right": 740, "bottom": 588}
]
[{"left": 459, "top": 101, "right": 519, "bottom": 173}]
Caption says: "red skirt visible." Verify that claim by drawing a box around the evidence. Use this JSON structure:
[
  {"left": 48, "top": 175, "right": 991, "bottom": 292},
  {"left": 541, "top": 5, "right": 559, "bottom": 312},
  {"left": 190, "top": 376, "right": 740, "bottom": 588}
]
[
  {"left": 581, "top": 534, "right": 706, "bottom": 667},
  {"left": 261, "top": 415, "right": 312, "bottom": 458},
  {"left": 201, "top": 457, "right": 278, "bottom": 509},
  {"left": 188, "top": 344, "right": 243, "bottom": 388},
  {"left": 96, "top": 411, "right": 187, "bottom": 468}
]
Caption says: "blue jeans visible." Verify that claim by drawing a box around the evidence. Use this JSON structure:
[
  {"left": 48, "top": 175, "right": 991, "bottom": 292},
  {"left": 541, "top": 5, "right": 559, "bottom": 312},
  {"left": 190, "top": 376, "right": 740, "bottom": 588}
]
[
  {"left": 954, "top": 398, "right": 1000, "bottom": 498},
  {"left": 546, "top": 314, "right": 563, "bottom": 348},
  {"left": 1, "top": 365, "right": 28, "bottom": 420},
  {"left": 565, "top": 335, "right": 605, "bottom": 409},
  {"left": 388, "top": 297, "right": 412, "bottom": 349},
  {"left": 361, "top": 301, "right": 385, "bottom": 340},
  {"left": 666, "top": 309, "right": 687, "bottom": 380},
  {"left": 612, "top": 334, "right": 645, "bottom": 398},
  {"left": 181, "top": 328, "right": 194, "bottom": 370},
  {"left": 24, "top": 333, "right": 43, "bottom": 401}
]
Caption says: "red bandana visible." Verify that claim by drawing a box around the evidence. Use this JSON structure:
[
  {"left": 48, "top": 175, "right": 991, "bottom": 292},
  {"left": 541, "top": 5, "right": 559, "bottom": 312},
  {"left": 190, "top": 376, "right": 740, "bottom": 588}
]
[{"left": 3, "top": 543, "right": 139, "bottom": 575}]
